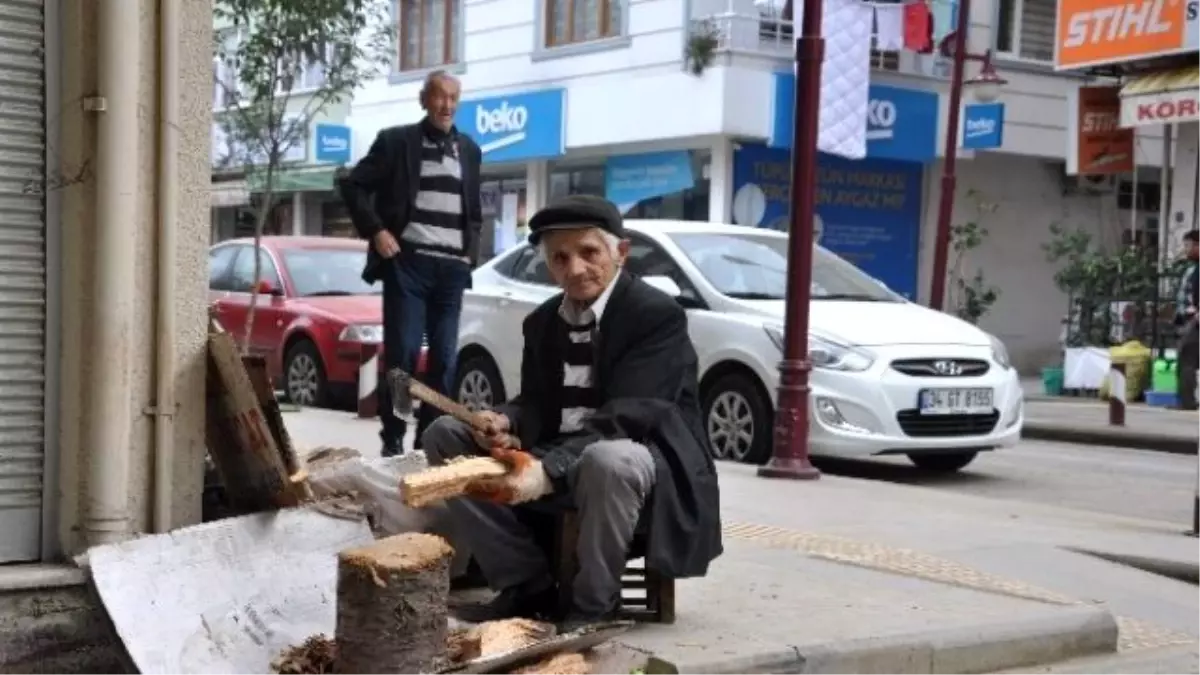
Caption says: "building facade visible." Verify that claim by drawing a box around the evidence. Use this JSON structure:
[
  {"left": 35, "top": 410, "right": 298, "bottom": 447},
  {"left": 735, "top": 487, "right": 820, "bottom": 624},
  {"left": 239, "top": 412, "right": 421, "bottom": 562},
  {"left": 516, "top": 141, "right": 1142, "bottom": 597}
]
[
  {"left": 343, "top": 0, "right": 1189, "bottom": 371},
  {"left": 0, "top": 0, "right": 212, "bottom": 574}
]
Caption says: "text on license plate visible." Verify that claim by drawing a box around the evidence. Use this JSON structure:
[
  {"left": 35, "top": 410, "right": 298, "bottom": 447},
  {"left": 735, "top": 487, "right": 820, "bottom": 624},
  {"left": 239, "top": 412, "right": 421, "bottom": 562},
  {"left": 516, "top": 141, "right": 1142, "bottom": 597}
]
[{"left": 918, "top": 388, "right": 993, "bottom": 415}]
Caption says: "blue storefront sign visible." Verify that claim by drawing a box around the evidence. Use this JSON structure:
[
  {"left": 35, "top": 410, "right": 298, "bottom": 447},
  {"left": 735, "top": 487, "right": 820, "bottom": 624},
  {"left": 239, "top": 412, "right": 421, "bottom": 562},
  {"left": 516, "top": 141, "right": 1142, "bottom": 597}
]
[
  {"left": 731, "top": 142, "right": 924, "bottom": 299},
  {"left": 770, "top": 75, "right": 940, "bottom": 163},
  {"left": 455, "top": 88, "right": 565, "bottom": 164},
  {"left": 961, "top": 102, "right": 1005, "bottom": 150},
  {"left": 604, "top": 151, "right": 695, "bottom": 212},
  {"left": 313, "top": 123, "right": 352, "bottom": 164}
]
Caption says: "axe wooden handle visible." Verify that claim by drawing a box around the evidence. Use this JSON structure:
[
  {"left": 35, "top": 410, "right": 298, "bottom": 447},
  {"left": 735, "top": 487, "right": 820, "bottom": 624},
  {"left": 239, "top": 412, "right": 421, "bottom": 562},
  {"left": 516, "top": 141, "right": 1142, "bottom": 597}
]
[{"left": 388, "top": 368, "right": 521, "bottom": 448}]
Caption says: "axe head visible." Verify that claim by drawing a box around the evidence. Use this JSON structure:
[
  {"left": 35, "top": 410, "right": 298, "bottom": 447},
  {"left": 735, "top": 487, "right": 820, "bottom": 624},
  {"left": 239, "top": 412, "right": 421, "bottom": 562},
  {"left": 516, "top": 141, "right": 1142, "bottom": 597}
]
[{"left": 385, "top": 367, "right": 416, "bottom": 420}]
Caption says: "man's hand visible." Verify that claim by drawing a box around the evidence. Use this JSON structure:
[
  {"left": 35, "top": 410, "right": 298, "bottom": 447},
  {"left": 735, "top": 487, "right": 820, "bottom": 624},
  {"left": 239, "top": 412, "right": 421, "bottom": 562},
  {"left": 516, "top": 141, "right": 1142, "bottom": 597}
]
[
  {"left": 464, "top": 446, "right": 553, "bottom": 505},
  {"left": 373, "top": 230, "right": 401, "bottom": 258},
  {"left": 471, "top": 411, "right": 512, "bottom": 450}
]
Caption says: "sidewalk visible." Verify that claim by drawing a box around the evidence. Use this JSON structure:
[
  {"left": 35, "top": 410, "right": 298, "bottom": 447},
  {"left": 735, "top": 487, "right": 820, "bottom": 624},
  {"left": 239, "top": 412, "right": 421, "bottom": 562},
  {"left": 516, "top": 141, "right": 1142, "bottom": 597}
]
[
  {"left": 1022, "top": 398, "right": 1198, "bottom": 455},
  {"left": 284, "top": 409, "right": 1198, "bottom": 673}
]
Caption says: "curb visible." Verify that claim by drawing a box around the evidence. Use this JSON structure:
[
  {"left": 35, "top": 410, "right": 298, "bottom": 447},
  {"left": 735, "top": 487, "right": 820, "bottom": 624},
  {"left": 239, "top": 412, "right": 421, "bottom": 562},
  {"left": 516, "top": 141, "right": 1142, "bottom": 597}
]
[
  {"left": 671, "top": 605, "right": 1118, "bottom": 674},
  {"left": 1068, "top": 548, "right": 1200, "bottom": 585},
  {"left": 1023, "top": 423, "right": 1198, "bottom": 455}
]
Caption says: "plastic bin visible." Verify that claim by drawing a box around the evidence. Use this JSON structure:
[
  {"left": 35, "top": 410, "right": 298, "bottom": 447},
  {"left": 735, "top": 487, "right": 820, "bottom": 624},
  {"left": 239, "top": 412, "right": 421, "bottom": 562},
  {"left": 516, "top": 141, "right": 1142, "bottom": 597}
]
[
  {"left": 1145, "top": 391, "right": 1180, "bottom": 407},
  {"left": 1152, "top": 358, "right": 1177, "bottom": 394},
  {"left": 1104, "top": 340, "right": 1152, "bottom": 402},
  {"left": 1041, "top": 366, "right": 1064, "bottom": 397}
]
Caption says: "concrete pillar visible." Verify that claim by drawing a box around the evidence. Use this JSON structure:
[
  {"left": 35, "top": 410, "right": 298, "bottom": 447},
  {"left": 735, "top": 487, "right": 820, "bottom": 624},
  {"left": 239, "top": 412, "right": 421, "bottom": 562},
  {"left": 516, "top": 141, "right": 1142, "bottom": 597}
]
[
  {"left": 708, "top": 137, "right": 734, "bottom": 223},
  {"left": 290, "top": 191, "right": 303, "bottom": 236},
  {"left": 526, "top": 160, "right": 549, "bottom": 214},
  {"left": 1168, "top": 121, "right": 1199, "bottom": 254}
]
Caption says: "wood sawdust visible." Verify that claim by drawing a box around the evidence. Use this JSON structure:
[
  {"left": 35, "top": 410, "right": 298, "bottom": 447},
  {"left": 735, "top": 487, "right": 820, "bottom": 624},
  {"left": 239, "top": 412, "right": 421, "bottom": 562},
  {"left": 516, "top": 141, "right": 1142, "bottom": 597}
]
[
  {"left": 272, "top": 634, "right": 337, "bottom": 674},
  {"left": 273, "top": 619, "right": 588, "bottom": 674}
]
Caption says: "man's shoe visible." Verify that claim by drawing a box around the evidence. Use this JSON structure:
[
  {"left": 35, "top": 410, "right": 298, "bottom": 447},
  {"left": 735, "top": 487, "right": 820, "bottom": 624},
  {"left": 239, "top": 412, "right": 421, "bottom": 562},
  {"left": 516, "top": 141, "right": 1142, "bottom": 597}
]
[
  {"left": 453, "top": 579, "right": 558, "bottom": 623},
  {"left": 380, "top": 439, "right": 405, "bottom": 458}
]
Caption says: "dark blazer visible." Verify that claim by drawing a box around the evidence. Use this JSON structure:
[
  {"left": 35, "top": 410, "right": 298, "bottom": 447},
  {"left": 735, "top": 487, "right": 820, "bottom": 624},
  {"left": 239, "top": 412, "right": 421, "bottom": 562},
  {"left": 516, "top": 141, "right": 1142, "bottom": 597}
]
[
  {"left": 337, "top": 122, "right": 484, "bottom": 282},
  {"left": 495, "top": 272, "right": 723, "bottom": 579}
]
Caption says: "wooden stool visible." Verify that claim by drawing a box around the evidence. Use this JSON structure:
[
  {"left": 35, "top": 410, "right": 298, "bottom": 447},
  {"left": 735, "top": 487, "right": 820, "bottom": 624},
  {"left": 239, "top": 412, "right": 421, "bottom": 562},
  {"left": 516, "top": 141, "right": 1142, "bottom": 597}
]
[{"left": 552, "top": 510, "right": 676, "bottom": 624}]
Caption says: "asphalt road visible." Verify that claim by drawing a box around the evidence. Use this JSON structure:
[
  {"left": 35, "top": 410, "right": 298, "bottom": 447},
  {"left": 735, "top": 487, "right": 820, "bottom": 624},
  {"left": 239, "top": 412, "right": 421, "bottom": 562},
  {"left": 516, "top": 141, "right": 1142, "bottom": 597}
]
[{"left": 812, "top": 439, "right": 1198, "bottom": 527}]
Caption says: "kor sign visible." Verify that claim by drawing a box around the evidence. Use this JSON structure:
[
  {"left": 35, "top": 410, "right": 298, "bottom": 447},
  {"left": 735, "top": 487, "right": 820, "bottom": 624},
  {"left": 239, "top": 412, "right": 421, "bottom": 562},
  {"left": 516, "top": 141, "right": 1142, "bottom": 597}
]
[
  {"left": 1121, "top": 89, "right": 1200, "bottom": 127},
  {"left": 866, "top": 99, "right": 898, "bottom": 141}
]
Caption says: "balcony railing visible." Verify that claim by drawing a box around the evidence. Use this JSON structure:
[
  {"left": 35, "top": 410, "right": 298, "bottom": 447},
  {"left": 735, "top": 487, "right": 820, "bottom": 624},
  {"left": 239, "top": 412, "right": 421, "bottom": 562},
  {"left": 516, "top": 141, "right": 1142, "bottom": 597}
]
[{"left": 689, "top": 3, "right": 950, "bottom": 78}]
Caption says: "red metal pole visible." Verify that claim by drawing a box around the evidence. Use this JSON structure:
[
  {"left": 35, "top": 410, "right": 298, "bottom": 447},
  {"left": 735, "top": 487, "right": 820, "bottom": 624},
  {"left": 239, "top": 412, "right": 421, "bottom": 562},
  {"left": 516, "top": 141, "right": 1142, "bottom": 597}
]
[
  {"left": 758, "top": 0, "right": 822, "bottom": 481},
  {"left": 928, "top": 0, "right": 972, "bottom": 311}
]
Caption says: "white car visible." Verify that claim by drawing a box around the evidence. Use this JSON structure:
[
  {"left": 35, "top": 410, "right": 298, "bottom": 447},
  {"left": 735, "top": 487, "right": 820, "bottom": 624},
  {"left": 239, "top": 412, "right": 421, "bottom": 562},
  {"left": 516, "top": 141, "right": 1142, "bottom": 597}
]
[{"left": 454, "top": 220, "right": 1023, "bottom": 472}]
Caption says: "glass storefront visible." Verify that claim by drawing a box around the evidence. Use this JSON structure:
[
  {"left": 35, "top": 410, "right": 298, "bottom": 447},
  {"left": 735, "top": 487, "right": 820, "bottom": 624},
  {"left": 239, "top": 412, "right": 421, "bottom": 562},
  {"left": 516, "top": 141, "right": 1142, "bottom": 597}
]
[
  {"left": 549, "top": 150, "right": 711, "bottom": 221},
  {"left": 480, "top": 173, "right": 528, "bottom": 262}
]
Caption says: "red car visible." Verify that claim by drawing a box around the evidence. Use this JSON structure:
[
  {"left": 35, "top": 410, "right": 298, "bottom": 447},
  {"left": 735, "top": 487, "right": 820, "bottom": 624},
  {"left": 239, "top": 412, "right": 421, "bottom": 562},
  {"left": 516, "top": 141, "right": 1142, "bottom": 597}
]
[{"left": 208, "top": 236, "right": 426, "bottom": 407}]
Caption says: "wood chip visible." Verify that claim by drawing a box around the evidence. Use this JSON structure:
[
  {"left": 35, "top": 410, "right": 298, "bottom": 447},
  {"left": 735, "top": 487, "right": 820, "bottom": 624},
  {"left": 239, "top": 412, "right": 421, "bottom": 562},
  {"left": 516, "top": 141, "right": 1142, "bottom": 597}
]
[
  {"left": 271, "top": 634, "right": 337, "bottom": 674},
  {"left": 513, "top": 651, "right": 590, "bottom": 674},
  {"left": 476, "top": 618, "right": 556, "bottom": 656}
]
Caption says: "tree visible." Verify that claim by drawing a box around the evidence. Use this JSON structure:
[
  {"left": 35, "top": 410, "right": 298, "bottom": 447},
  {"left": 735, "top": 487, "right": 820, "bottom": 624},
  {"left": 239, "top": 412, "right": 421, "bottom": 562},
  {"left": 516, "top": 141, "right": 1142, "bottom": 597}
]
[{"left": 213, "top": 0, "right": 391, "bottom": 352}]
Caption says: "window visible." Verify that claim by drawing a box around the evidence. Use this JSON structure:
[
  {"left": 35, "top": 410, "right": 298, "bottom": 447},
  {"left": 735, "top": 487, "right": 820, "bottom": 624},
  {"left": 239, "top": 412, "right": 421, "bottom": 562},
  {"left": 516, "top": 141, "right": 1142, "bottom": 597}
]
[
  {"left": 625, "top": 234, "right": 703, "bottom": 305},
  {"left": 209, "top": 246, "right": 239, "bottom": 290},
  {"left": 545, "top": 0, "right": 622, "bottom": 47},
  {"left": 994, "top": 0, "right": 1055, "bottom": 62},
  {"left": 511, "top": 247, "right": 555, "bottom": 286},
  {"left": 549, "top": 152, "right": 712, "bottom": 221},
  {"left": 213, "top": 29, "right": 245, "bottom": 109},
  {"left": 669, "top": 232, "right": 900, "bottom": 301},
  {"left": 398, "top": 0, "right": 461, "bottom": 71},
  {"left": 229, "top": 245, "right": 283, "bottom": 293},
  {"left": 282, "top": 248, "right": 379, "bottom": 297}
]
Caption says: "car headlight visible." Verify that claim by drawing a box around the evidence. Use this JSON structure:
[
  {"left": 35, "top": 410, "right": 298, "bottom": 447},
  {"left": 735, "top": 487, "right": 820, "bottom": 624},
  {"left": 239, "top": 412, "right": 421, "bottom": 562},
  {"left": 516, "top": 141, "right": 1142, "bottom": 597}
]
[
  {"left": 339, "top": 324, "right": 384, "bottom": 344},
  {"left": 988, "top": 333, "right": 1012, "bottom": 370},
  {"left": 763, "top": 324, "right": 874, "bottom": 372}
]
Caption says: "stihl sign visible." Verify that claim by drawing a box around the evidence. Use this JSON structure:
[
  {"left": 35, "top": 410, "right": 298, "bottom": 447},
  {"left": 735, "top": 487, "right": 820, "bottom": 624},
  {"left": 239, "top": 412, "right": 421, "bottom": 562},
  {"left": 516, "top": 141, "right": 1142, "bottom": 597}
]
[
  {"left": 1120, "top": 89, "right": 1200, "bottom": 127},
  {"left": 1055, "top": 0, "right": 1199, "bottom": 69}
]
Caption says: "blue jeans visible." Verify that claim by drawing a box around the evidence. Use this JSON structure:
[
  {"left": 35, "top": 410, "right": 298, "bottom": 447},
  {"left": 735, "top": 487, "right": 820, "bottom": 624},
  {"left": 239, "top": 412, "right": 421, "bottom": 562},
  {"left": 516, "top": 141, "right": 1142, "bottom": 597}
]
[{"left": 378, "top": 250, "right": 471, "bottom": 450}]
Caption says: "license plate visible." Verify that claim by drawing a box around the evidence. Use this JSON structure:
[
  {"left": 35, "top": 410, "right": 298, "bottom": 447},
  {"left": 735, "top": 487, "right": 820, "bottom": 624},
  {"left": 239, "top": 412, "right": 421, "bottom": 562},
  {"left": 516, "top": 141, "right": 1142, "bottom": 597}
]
[{"left": 918, "top": 388, "right": 993, "bottom": 415}]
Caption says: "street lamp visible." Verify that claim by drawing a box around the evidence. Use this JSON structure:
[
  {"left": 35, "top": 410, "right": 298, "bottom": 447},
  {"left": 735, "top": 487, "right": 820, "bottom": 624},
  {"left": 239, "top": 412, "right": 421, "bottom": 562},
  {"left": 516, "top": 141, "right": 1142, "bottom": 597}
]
[
  {"left": 758, "top": 0, "right": 823, "bottom": 481},
  {"left": 927, "top": 0, "right": 1007, "bottom": 312}
]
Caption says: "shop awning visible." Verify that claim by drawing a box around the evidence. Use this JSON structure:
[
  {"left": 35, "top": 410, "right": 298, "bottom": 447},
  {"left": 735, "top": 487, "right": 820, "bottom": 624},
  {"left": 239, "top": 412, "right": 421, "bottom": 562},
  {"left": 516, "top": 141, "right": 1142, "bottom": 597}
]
[
  {"left": 246, "top": 166, "right": 338, "bottom": 194},
  {"left": 1119, "top": 66, "right": 1199, "bottom": 128},
  {"left": 210, "top": 179, "right": 249, "bottom": 208}
]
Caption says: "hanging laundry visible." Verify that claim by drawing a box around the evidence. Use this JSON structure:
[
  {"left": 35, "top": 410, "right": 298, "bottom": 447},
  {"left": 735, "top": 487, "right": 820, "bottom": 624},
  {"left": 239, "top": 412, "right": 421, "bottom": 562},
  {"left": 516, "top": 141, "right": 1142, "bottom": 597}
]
[
  {"left": 874, "top": 4, "right": 905, "bottom": 51},
  {"left": 932, "top": 0, "right": 959, "bottom": 44},
  {"left": 903, "top": 1, "right": 933, "bottom": 53}
]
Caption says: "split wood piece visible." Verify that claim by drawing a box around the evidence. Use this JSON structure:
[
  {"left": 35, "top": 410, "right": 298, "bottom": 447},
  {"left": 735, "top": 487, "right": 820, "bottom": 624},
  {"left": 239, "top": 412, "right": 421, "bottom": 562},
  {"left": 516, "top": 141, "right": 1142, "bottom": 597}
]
[
  {"left": 205, "top": 332, "right": 298, "bottom": 513},
  {"left": 334, "top": 533, "right": 455, "bottom": 674},
  {"left": 400, "top": 456, "right": 509, "bottom": 508},
  {"left": 243, "top": 354, "right": 312, "bottom": 502}
]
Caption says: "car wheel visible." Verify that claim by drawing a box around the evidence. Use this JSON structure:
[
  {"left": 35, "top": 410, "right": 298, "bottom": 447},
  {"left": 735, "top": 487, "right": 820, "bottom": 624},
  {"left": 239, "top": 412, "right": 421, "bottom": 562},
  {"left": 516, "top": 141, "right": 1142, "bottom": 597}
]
[
  {"left": 284, "top": 339, "right": 329, "bottom": 408},
  {"left": 455, "top": 352, "right": 506, "bottom": 412},
  {"left": 907, "top": 451, "right": 978, "bottom": 472},
  {"left": 703, "top": 372, "right": 772, "bottom": 464}
]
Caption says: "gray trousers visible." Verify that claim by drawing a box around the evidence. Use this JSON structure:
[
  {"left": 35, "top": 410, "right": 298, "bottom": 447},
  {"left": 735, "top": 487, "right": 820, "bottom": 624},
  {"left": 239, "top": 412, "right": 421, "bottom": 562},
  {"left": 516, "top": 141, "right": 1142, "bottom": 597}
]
[{"left": 421, "top": 417, "right": 656, "bottom": 615}]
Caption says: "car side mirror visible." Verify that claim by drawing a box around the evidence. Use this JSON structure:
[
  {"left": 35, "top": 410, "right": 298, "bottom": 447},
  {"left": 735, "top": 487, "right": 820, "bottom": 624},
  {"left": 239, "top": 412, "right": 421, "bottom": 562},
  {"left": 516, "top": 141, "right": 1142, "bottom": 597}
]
[
  {"left": 256, "top": 279, "right": 282, "bottom": 296},
  {"left": 642, "top": 275, "right": 683, "bottom": 298}
]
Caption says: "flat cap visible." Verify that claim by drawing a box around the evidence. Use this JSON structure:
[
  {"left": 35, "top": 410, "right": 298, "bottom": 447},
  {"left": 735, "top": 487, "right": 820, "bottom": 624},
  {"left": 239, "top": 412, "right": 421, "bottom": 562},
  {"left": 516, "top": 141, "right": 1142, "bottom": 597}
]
[{"left": 527, "top": 194, "right": 624, "bottom": 245}]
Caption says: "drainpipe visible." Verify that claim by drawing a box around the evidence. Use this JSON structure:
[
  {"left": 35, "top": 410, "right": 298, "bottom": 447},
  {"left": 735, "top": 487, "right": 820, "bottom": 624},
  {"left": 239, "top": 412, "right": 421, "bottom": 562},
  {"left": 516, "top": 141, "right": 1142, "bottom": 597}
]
[
  {"left": 152, "top": 0, "right": 181, "bottom": 533},
  {"left": 85, "top": 0, "right": 140, "bottom": 545}
]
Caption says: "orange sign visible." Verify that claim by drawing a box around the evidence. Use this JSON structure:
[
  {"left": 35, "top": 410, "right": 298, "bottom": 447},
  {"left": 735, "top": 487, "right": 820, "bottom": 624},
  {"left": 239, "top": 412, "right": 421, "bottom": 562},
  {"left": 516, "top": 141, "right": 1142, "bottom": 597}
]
[
  {"left": 1055, "top": 0, "right": 1199, "bottom": 70},
  {"left": 1073, "top": 86, "right": 1135, "bottom": 175}
]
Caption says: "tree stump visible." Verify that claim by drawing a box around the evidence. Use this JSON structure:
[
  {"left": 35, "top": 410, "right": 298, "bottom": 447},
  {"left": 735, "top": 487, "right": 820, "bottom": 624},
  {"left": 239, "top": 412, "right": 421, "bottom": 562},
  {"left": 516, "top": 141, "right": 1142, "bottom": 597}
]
[{"left": 334, "top": 533, "right": 455, "bottom": 674}]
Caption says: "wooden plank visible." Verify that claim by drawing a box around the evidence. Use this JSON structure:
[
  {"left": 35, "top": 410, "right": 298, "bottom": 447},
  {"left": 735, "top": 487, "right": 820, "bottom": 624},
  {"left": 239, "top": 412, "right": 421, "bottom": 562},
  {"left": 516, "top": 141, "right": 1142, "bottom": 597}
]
[
  {"left": 399, "top": 457, "right": 508, "bottom": 507},
  {"left": 205, "top": 332, "right": 299, "bottom": 512},
  {"left": 241, "top": 355, "right": 311, "bottom": 500}
]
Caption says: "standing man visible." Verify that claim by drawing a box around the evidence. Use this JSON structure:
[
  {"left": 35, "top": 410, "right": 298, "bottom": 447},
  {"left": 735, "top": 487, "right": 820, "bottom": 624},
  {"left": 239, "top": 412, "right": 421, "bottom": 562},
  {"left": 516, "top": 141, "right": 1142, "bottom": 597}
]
[
  {"left": 339, "top": 71, "right": 483, "bottom": 456},
  {"left": 1176, "top": 229, "right": 1199, "bottom": 411}
]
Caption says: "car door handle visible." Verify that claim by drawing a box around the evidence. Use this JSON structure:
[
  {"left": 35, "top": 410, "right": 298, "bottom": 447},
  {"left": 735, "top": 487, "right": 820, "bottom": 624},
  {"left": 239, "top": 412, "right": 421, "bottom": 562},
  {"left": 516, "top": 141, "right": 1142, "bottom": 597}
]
[{"left": 498, "top": 291, "right": 513, "bottom": 307}]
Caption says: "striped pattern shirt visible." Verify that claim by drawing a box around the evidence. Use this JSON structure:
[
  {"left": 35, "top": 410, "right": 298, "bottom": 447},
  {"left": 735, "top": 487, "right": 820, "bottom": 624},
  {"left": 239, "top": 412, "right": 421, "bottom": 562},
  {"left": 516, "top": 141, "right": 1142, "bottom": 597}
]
[
  {"left": 401, "top": 135, "right": 468, "bottom": 262},
  {"left": 556, "top": 272, "right": 621, "bottom": 434}
]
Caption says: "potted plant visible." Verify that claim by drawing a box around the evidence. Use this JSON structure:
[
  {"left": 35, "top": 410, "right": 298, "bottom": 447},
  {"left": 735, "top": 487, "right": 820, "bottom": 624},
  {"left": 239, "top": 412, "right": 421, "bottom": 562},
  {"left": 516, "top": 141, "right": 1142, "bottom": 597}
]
[{"left": 686, "top": 19, "right": 720, "bottom": 76}]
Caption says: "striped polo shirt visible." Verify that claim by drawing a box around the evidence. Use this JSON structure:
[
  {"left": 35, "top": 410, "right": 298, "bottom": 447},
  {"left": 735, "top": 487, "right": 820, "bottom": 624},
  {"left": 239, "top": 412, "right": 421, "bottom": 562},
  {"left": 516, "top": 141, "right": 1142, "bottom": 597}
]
[
  {"left": 557, "top": 272, "right": 621, "bottom": 434},
  {"left": 401, "top": 127, "right": 468, "bottom": 262}
]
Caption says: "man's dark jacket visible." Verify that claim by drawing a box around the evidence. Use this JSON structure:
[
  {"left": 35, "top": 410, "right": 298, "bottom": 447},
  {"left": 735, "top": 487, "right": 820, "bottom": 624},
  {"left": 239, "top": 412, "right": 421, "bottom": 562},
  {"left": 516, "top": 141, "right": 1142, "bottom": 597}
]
[
  {"left": 495, "top": 272, "right": 723, "bottom": 579},
  {"left": 337, "top": 122, "right": 483, "bottom": 282}
]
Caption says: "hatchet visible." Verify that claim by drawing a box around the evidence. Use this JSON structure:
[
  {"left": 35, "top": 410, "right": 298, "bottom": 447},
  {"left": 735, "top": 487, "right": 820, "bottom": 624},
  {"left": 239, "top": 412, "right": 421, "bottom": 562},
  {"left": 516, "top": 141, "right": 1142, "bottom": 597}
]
[{"left": 386, "top": 368, "right": 521, "bottom": 450}]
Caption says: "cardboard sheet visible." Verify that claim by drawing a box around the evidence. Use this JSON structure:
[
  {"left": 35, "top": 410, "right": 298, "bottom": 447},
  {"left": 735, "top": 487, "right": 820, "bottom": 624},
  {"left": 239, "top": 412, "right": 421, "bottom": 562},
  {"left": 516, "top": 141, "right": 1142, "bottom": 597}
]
[{"left": 87, "top": 507, "right": 373, "bottom": 674}]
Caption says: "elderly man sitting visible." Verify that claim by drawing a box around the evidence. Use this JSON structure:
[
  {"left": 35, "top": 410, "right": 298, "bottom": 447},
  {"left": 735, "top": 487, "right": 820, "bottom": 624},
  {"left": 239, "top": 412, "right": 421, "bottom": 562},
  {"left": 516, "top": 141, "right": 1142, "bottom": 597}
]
[{"left": 422, "top": 194, "right": 722, "bottom": 628}]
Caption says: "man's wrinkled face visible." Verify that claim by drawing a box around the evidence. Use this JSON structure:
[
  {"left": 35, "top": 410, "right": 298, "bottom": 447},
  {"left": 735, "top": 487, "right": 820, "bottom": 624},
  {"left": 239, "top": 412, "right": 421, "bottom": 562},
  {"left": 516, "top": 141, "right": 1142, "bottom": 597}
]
[
  {"left": 421, "top": 75, "right": 460, "bottom": 131},
  {"left": 542, "top": 228, "right": 629, "bottom": 304}
]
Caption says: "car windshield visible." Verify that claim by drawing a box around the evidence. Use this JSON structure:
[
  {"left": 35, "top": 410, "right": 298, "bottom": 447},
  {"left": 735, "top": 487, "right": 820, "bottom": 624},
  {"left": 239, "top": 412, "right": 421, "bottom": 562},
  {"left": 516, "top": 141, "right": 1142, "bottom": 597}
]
[
  {"left": 668, "top": 232, "right": 900, "bottom": 302},
  {"left": 282, "top": 247, "right": 380, "bottom": 297}
]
